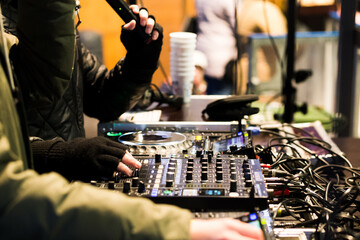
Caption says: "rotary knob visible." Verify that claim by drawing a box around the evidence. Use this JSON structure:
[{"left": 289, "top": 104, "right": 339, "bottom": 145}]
[
  {"left": 132, "top": 177, "right": 139, "bottom": 187},
  {"left": 133, "top": 169, "right": 139, "bottom": 177},
  {"left": 187, "top": 166, "right": 194, "bottom": 172},
  {"left": 166, "top": 180, "right": 174, "bottom": 187},
  {"left": 230, "top": 145, "right": 238, "bottom": 152},
  {"left": 216, "top": 171, "right": 223, "bottom": 182},
  {"left": 186, "top": 171, "right": 193, "bottom": 182},
  {"left": 245, "top": 180, "right": 252, "bottom": 188},
  {"left": 123, "top": 181, "right": 131, "bottom": 194},
  {"left": 166, "top": 172, "right": 175, "bottom": 181},
  {"left": 230, "top": 180, "right": 237, "bottom": 192},
  {"left": 201, "top": 171, "right": 208, "bottom": 181},
  {"left": 207, "top": 154, "right": 212, "bottom": 163},
  {"left": 138, "top": 181, "right": 145, "bottom": 193},
  {"left": 155, "top": 154, "right": 161, "bottom": 163},
  {"left": 108, "top": 181, "right": 115, "bottom": 190},
  {"left": 230, "top": 171, "right": 237, "bottom": 180}
]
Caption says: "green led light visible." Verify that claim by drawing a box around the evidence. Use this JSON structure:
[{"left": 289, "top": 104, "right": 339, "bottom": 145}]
[
  {"left": 119, "top": 7, "right": 122, "bottom": 11},
  {"left": 106, "top": 132, "right": 122, "bottom": 137},
  {"left": 163, "top": 190, "right": 172, "bottom": 195}
]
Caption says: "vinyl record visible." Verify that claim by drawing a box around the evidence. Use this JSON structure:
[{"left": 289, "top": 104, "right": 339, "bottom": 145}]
[{"left": 119, "top": 131, "right": 186, "bottom": 146}]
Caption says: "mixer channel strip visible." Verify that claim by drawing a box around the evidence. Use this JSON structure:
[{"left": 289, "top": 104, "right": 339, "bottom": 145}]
[{"left": 90, "top": 154, "right": 269, "bottom": 211}]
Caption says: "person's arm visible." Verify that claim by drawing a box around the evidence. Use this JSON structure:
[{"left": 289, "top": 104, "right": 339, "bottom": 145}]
[
  {"left": 0, "top": 158, "right": 192, "bottom": 239},
  {"left": 31, "top": 136, "right": 141, "bottom": 181},
  {"left": 81, "top": 6, "right": 163, "bottom": 122},
  {"left": 12, "top": 0, "right": 76, "bottom": 108}
]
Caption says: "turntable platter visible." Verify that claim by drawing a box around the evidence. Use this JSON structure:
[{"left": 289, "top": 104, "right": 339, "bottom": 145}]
[{"left": 119, "top": 131, "right": 187, "bottom": 146}]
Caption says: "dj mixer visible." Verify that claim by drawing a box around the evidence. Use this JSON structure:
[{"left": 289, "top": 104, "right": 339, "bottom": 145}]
[
  {"left": 93, "top": 121, "right": 274, "bottom": 239},
  {"left": 90, "top": 153, "right": 268, "bottom": 211}
]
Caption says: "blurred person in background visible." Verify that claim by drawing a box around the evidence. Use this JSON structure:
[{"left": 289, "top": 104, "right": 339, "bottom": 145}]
[{"left": 195, "top": 0, "right": 286, "bottom": 95}]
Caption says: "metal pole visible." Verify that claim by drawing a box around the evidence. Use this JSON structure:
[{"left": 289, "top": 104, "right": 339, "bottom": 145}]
[
  {"left": 282, "top": 0, "right": 296, "bottom": 123},
  {"left": 336, "top": 0, "right": 357, "bottom": 137}
]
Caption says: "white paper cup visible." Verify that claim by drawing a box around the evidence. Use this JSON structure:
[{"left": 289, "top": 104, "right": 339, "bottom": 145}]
[
  {"left": 170, "top": 32, "right": 197, "bottom": 104},
  {"left": 172, "top": 75, "right": 194, "bottom": 104},
  {"left": 170, "top": 32, "right": 197, "bottom": 41}
]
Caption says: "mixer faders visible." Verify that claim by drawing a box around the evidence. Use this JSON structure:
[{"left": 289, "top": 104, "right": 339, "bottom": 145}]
[{"left": 91, "top": 153, "right": 268, "bottom": 211}]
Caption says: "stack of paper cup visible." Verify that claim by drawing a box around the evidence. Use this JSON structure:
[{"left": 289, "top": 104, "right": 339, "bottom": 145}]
[{"left": 170, "top": 32, "right": 197, "bottom": 104}]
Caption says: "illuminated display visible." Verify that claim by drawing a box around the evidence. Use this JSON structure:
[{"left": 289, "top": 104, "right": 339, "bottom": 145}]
[{"left": 106, "top": 132, "right": 122, "bottom": 137}]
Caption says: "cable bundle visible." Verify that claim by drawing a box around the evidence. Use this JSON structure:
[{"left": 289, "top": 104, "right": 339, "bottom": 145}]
[{"left": 255, "top": 124, "right": 360, "bottom": 239}]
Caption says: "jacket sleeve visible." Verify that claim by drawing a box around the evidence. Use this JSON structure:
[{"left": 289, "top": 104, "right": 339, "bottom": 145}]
[
  {"left": 81, "top": 26, "right": 163, "bottom": 122},
  {"left": 13, "top": 0, "right": 76, "bottom": 108},
  {"left": 0, "top": 158, "right": 192, "bottom": 240},
  {"left": 81, "top": 41, "right": 154, "bottom": 122}
]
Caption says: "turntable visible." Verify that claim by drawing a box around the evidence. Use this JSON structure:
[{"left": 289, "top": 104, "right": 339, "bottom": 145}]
[{"left": 118, "top": 130, "right": 193, "bottom": 154}]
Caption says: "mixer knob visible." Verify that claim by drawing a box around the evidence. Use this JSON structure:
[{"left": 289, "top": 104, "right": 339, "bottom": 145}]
[
  {"left": 207, "top": 150, "right": 214, "bottom": 156},
  {"left": 166, "top": 172, "right": 175, "bottom": 181},
  {"left": 216, "top": 166, "right": 223, "bottom": 172},
  {"left": 123, "top": 181, "right": 131, "bottom": 194},
  {"left": 207, "top": 154, "right": 212, "bottom": 163},
  {"left": 187, "top": 166, "right": 194, "bottom": 172},
  {"left": 201, "top": 171, "right": 208, "bottom": 181},
  {"left": 155, "top": 154, "right": 161, "bottom": 163},
  {"left": 166, "top": 180, "right": 174, "bottom": 187},
  {"left": 137, "top": 181, "right": 145, "bottom": 193},
  {"left": 132, "top": 177, "right": 139, "bottom": 187},
  {"left": 196, "top": 150, "right": 202, "bottom": 157},
  {"left": 243, "top": 164, "right": 250, "bottom": 170},
  {"left": 216, "top": 161, "right": 222, "bottom": 168},
  {"left": 244, "top": 172, "right": 251, "bottom": 180},
  {"left": 188, "top": 161, "right": 194, "bottom": 168},
  {"left": 169, "top": 158, "right": 176, "bottom": 164},
  {"left": 108, "top": 181, "right": 115, "bottom": 190},
  {"left": 216, "top": 171, "right": 223, "bottom": 182},
  {"left": 230, "top": 180, "right": 237, "bottom": 192},
  {"left": 168, "top": 162, "right": 176, "bottom": 169},
  {"left": 245, "top": 180, "right": 252, "bottom": 188},
  {"left": 230, "top": 172, "right": 237, "bottom": 180},
  {"left": 186, "top": 171, "right": 193, "bottom": 182},
  {"left": 200, "top": 156, "right": 207, "bottom": 163},
  {"left": 133, "top": 169, "right": 139, "bottom": 178},
  {"left": 188, "top": 158, "right": 194, "bottom": 163},
  {"left": 201, "top": 166, "right": 208, "bottom": 172},
  {"left": 230, "top": 145, "right": 238, "bottom": 152}
]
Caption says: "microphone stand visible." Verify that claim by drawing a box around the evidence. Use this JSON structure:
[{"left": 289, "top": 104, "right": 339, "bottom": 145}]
[{"left": 282, "top": 0, "right": 297, "bottom": 123}]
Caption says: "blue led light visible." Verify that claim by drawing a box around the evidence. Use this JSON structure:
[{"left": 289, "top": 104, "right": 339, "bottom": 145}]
[
  {"left": 249, "top": 213, "right": 257, "bottom": 221},
  {"left": 207, "top": 190, "right": 213, "bottom": 195},
  {"left": 150, "top": 189, "right": 158, "bottom": 197},
  {"left": 237, "top": 132, "right": 243, "bottom": 136}
]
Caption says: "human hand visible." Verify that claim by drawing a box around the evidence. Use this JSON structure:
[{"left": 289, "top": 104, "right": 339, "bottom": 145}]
[
  {"left": 190, "top": 218, "right": 264, "bottom": 240},
  {"left": 118, "top": 150, "right": 142, "bottom": 176},
  {"left": 120, "top": 5, "right": 163, "bottom": 69},
  {"left": 122, "top": 5, "right": 159, "bottom": 41},
  {"left": 61, "top": 137, "right": 140, "bottom": 179}
]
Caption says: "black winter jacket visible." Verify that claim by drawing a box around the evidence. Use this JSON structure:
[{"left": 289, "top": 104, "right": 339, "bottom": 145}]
[{"left": 11, "top": 27, "right": 162, "bottom": 141}]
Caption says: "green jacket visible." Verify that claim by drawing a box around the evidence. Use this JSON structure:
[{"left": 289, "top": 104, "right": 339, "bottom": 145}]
[{"left": 0, "top": 1, "right": 191, "bottom": 239}]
